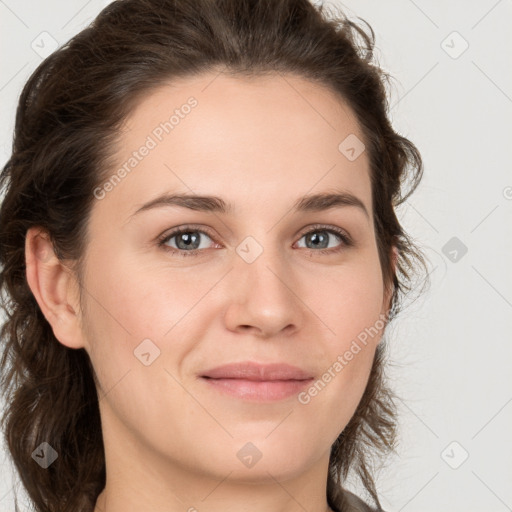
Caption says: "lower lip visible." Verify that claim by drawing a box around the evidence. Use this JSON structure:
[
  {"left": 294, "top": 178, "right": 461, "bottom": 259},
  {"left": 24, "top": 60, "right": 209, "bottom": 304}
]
[{"left": 201, "top": 377, "right": 313, "bottom": 401}]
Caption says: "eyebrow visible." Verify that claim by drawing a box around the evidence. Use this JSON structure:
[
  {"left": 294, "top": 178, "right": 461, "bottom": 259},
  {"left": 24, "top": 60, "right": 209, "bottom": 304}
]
[{"left": 129, "top": 190, "right": 370, "bottom": 220}]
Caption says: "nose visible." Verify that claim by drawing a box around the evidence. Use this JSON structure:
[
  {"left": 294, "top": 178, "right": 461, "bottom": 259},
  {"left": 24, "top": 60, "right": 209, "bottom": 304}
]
[{"left": 223, "top": 241, "right": 304, "bottom": 338}]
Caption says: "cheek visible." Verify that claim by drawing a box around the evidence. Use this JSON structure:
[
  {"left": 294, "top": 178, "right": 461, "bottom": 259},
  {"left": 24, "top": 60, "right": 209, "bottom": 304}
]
[
  {"left": 298, "top": 256, "right": 385, "bottom": 416},
  {"left": 309, "top": 254, "right": 385, "bottom": 348},
  {"left": 83, "top": 249, "right": 210, "bottom": 340},
  {"left": 79, "top": 252, "right": 203, "bottom": 394}
]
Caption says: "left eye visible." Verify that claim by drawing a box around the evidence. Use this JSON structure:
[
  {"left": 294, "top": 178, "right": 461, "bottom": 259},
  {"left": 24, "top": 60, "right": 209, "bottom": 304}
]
[{"left": 295, "top": 229, "right": 347, "bottom": 250}]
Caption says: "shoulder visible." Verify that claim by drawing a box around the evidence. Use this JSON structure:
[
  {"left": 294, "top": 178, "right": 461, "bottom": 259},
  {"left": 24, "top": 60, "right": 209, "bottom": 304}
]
[{"left": 342, "top": 490, "right": 386, "bottom": 512}]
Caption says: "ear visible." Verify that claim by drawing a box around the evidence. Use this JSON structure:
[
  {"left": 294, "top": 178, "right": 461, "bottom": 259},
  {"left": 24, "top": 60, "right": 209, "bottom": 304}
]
[
  {"left": 25, "top": 227, "right": 87, "bottom": 350},
  {"left": 381, "top": 244, "right": 398, "bottom": 319}
]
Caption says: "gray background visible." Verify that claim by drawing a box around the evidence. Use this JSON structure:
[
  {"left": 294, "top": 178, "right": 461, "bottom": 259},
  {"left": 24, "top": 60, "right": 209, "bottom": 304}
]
[{"left": 1, "top": 1, "right": 511, "bottom": 510}]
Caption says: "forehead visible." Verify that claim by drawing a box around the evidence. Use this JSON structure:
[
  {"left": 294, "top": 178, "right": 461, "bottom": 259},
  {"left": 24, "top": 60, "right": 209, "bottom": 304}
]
[{"left": 95, "top": 71, "right": 372, "bottom": 223}]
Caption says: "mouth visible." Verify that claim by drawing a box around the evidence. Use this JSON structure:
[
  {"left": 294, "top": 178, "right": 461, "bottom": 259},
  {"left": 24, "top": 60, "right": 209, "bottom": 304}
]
[
  {"left": 199, "top": 361, "right": 314, "bottom": 401},
  {"left": 200, "top": 376, "right": 314, "bottom": 401},
  {"left": 200, "top": 361, "right": 313, "bottom": 380}
]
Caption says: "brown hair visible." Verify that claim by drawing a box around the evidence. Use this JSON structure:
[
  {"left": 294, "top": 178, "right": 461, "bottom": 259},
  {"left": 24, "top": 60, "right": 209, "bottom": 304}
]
[{"left": 0, "top": 1, "right": 429, "bottom": 511}]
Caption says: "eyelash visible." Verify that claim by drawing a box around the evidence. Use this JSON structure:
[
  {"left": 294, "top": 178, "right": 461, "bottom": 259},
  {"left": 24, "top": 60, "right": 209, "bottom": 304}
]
[{"left": 156, "top": 223, "right": 353, "bottom": 258}]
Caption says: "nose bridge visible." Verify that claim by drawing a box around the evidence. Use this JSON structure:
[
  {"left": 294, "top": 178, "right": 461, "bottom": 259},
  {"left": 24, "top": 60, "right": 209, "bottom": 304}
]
[
  {"left": 236, "top": 232, "right": 290, "bottom": 294},
  {"left": 223, "top": 231, "right": 302, "bottom": 335}
]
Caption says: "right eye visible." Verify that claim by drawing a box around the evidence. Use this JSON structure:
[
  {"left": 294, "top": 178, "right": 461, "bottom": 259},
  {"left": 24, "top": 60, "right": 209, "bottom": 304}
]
[{"left": 157, "top": 226, "right": 219, "bottom": 257}]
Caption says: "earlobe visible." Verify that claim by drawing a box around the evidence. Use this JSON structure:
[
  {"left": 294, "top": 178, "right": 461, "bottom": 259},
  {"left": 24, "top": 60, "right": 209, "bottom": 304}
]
[{"left": 25, "top": 227, "right": 86, "bottom": 350}]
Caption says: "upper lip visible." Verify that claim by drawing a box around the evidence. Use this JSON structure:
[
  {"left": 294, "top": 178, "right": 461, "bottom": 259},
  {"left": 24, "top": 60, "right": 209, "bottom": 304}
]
[{"left": 200, "top": 362, "right": 314, "bottom": 381}]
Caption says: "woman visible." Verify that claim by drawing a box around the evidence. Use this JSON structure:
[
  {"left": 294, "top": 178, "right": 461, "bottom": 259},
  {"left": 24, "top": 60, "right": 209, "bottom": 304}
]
[{"left": 0, "top": 1, "right": 429, "bottom": 511}]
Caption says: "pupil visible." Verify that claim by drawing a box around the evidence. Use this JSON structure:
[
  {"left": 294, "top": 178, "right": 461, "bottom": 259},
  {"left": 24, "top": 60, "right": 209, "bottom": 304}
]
[
  {"left": 178, "top": 232, "right": 199, "bottom": 249},
  {"left": 308, "top": 231, "right": 327, "bottom": 249}
]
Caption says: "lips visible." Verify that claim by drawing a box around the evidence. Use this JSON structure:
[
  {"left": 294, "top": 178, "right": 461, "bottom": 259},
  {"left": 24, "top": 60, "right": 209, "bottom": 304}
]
[
  {"left": 200, "top": 361, "right": 313, "bottom": 381},
  {"left": 199, "top": 362, "right": 314, "bottom": 401}
]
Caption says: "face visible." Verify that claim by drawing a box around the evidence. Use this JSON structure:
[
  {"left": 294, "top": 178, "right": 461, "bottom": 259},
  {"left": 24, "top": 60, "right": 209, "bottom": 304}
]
[{"left": 43, "top": 72, "right": 393, "bottom": 487}]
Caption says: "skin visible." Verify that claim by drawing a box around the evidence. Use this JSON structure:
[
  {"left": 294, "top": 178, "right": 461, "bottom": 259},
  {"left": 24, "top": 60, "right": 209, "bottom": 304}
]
[{"left": 25, "top": 71, "right": 395, "bottom": 512}]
